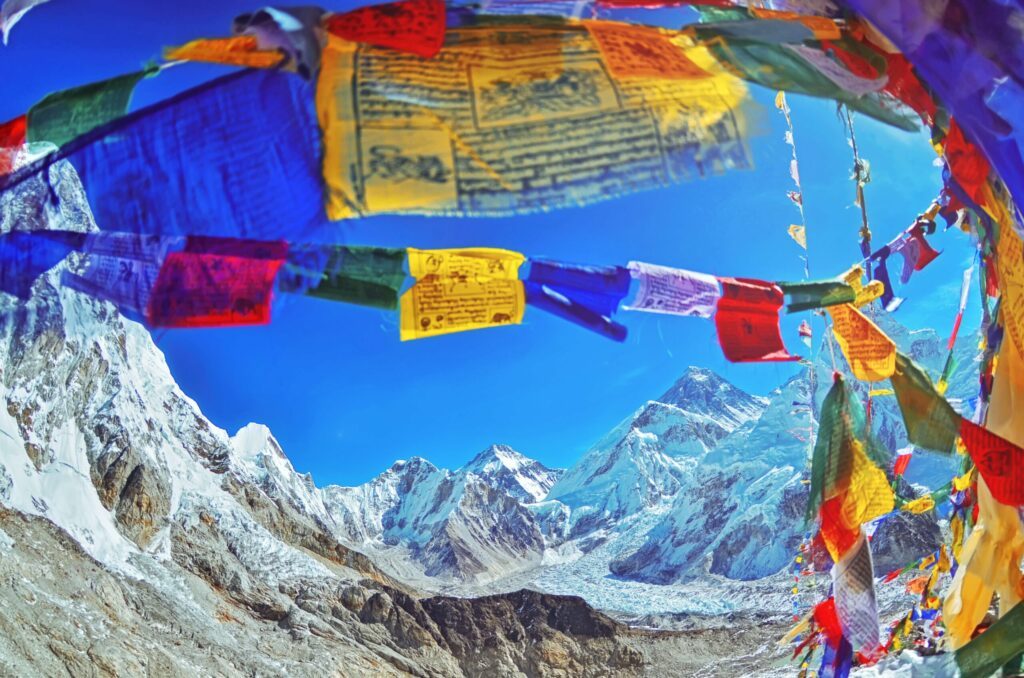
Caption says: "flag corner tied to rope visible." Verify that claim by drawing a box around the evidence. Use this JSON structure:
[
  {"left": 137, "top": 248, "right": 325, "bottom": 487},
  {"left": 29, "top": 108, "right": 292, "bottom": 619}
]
[
  {"left": 400, "top": 247, "right": 525, "bottom": 341},
  {"left": 890, "top": 352, "right": 961, "bottom": 455},
  {"left": 715, "top": 277, "right": 799, "bottom": 363}
]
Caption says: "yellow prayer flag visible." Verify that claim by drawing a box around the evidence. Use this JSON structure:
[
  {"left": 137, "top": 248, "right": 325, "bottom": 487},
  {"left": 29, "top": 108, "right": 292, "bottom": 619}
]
[
  {"left": 827, "top": 303, "right": 897, "bottom": 381},
  {"left": 165, "top": 36, "right": 286, "bottom": 69},
  {"left": 399, "top": 248, "right": 525, "bottom": 341},
  {"left": 953, "top": 469, "right": 975, "bottom": 491},
  {"left": 901, "top": 495, "right": 935, "bottom": 514},
  {"left": 997, "top": 227, "right": 1024, "bottom": 357},
  {"left": 775, "top": 90, "right": 787, "bottom": 111},
  {"left": 787, "top": 224, "right": 807, "bottom": 249},
  {"left": 316, "top": 19, "right": 752, "bottom": 220},
  {"left": 868, "top": 388, "right": 894, "bottom": 397},
  {"left": 821, "top": 438, "right": 894, "bottom": 561}
]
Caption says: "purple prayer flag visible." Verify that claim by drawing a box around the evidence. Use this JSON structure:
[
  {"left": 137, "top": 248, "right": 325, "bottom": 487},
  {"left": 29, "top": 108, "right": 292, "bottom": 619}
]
[{"left": 623, "top": 261, "right": 721, "bottom": 318}]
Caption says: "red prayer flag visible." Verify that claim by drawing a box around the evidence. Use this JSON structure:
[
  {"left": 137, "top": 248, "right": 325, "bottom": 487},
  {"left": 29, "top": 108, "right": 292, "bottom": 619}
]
[
  {"left": 909, "top": 225, "right": 940, "bottom": 271},
  {"left": 960, "top": 419, "right": 1024, "bottom": 506},
  {"left": 325, "top": 0, "right": 446, "bottom": 59},
  {"left": 0, "top": 114, "right": 27, "bottom": 176},
  {"left": 146, "top": 239, "right": 287, "bottom": 328},
  {"left": 813, "top": 598, "right": 844, "bottom": 649},
  {"left": 714, "top": 277, "right": 800, "bottom": 363},
  {"left": 944, "top": 120, "right": 991, "bottom": 207},
  {"left": 893, "top": 451, "right": 912, "bottom": 476}
]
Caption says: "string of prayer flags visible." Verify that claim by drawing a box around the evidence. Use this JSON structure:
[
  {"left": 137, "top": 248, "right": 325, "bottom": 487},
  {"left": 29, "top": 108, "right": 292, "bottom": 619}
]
[
  {"left": 525, "top": 259, "right": 630, "bottom": 340},
  {"left": 715, "top": 277, "right": 800, "bottom": 363},
  {"left": 890, "top": 352, "right": 962, "bottom": 454},
  {"left": 316, "top": 19, "right": 752, "bottom": 220},
  {"left": 827, "top": 303, "right": 896, "bottom": 381},
  {"left": 0, "top": 69, "right": 330, "bottom": 242},
  {"left": 164, "top": 36, "right": 287, "bottom": 70},
  {"left": 291, "top": 245, "right": 408, "bottom": 310},
  {"left": 0, "top": 0, "right": 50, "bottom": 44},
  {"left": 832, "top": 531, "right": 882, "bottom": 657},
  {"left": 778, "top": 280, "right": 855, "bottom": 313},
  {"left": 622, "top": 261, "right": 720, "bottom": 318},
  {"left": 26, "top": 69, "right": 153, "bottom": 149},
  {"left": 960, "top": 419, "right": 1024, "bottom": 506},
  {"left": 232, "top": 6, "right": 326, "bottom": 79},
  {"left": 146, "top": 236, "right": 288, "bottom": 328},
  {"left": 400, "top": 247, "right": 525, "bottom": 340},
  {"left": 325, "top": 0, "right": 446, "bottom": 59}
]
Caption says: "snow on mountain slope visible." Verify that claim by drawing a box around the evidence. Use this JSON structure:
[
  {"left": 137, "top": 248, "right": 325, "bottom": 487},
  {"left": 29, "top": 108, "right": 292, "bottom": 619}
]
[
  {"left": 546, "top": 367, "right": 768, "bottom": 536},
  {"left": 322, "top": 447, "right": 553, "bottom": 582}
]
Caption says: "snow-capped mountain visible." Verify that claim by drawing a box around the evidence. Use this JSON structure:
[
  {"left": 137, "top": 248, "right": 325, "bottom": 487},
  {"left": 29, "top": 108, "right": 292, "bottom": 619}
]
[{"left": 0, "top": 159, "right": 682, "bottom": 676}]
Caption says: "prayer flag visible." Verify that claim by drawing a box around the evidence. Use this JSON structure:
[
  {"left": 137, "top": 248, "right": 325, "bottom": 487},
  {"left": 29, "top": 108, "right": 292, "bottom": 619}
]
[
  {"left": 527, "top": 259, "right": 630, "bottom": 315},
  {"left": 146, "top": 237, "right": 288, "bottom": 328},
  {"left": 165, "top": 36, "right": 286, "bottom": 70},
  {"left": 832, "top": 531, "right": 881, "bottom": 655},
  {"left": 0, "top": 230, "right": 85, "bottom": 298},
  {"left": 890, "top": 352, "right": 961, "bottom": 454},
  {"left": 954, "top": 601, "right": 1024, "bottom": 678},
  {"left": 0, "top": 69, "right": 330, "bottom": 242},
  {"left": 778, "top": 279, "right": 855, "bottom": 313},
  {"left": 325, "top": 0, "right": 446, "bottom": 59},
  {"left": 63, "top": 255, "right": 162, "bottom": 321},
  {"left": 0, "top": 114, "right": 26, "bottom": 176},
  {"left": 27, "top": 69, "right": 150, "bottom": 149},
  {"left": 902, "top": 495, "right": 935, "bottom": 515},
  {"left": 715, "top": 277, "right": 799, "bottom": 362},
  {"left": 788, "top": 223, "right": 807, "bottom": 249},
  {"left": 299, "top": 245, "right": 408, "bottom": 310},
  {"left": 892, "top": 448, "right": 912, "bottom": 476},
  {"left": 316, "top": 19, "right": 751, "bottom": 219},
  {"left": 399, "top": 247, "right": 525, "bottom": 340},
  {"left": 827, "top": 303, "right": 896, "bottom": 381},
  {"left": 525, "top": 282, "right": 627, "bottom": 341},
  {"left": 624, "top": 261, "right": 720, "bottom": 318},
  {"left": 960, "top": 419, "right": 1024, "bottom": 506},
  {"left": 998, "top": 228, "right": 1024, "bottom": 357}
]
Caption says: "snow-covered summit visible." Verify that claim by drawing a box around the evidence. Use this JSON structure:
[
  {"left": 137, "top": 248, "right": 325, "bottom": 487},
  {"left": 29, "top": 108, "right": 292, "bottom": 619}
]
[{"left": 461, "top": 444, "right": 562, "bottom": 503}]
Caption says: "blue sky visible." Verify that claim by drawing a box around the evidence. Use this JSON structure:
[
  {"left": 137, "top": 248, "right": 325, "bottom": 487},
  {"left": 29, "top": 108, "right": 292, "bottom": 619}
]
[{"left": 0, "top": 1, "right": 978, "bottom": 485}]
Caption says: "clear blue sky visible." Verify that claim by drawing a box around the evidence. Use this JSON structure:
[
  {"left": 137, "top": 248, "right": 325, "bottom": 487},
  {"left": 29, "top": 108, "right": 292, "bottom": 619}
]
[{"left": 0, "top": 1, "right": 978, "bottom": 485}]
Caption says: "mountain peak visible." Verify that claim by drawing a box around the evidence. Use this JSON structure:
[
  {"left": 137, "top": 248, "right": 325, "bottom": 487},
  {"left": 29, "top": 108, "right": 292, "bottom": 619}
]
[
  {"left": 655, "top": 367, "right": 767, "bottom": 430},
  {"left": 462, "top": 445, "right": 561, "bottom": 503}
]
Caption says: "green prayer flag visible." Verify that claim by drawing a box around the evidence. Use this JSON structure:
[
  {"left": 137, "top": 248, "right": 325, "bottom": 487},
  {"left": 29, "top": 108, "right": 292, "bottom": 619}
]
[
  {"left": 702, "top": 36, "right": 918, "bottom": 131},
  {"left": 779, "top": 280, "right": 856, "bottom": 313},
  {"left": 807, "top": 376, "right": 858, "bottom": 522},
  {"left": 27, "top": 69, "right": 151, "bottom": 148},
  {"left": 955, "top": 601, "right": 1024, "bottom": 678},
  {"left": 890, "top": 352, "right": 961, "bottom": 454},
  {"left": 307, "top": 245, "right": 407, "bottom": 310}
]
